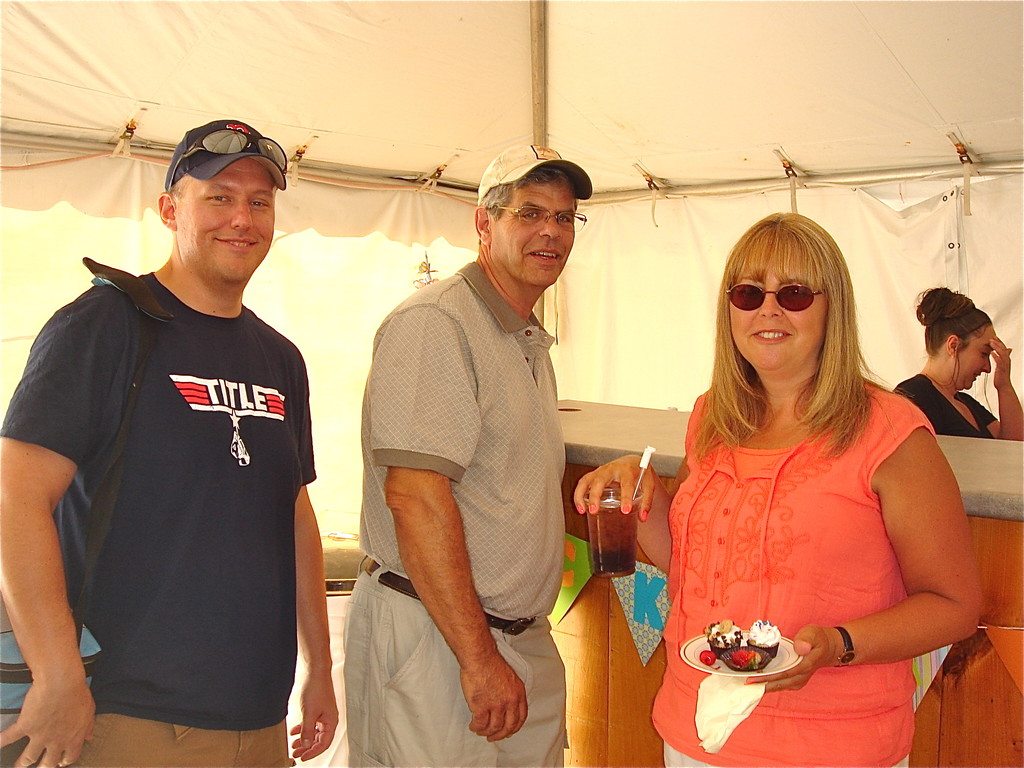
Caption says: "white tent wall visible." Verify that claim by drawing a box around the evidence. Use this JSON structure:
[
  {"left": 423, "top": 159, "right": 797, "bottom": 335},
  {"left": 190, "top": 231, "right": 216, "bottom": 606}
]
[
  {"left": 3, "top": 160, "right": 1021, "bottom": 533},
  {"left": 551, "top": 177, "right": 1024, "bottom": 420},
  {"left": 0, "top": 154, "right": 481, "bottom": 247},
  {"left": 960, "top": 175, "right": 1024, "bottom": 351}
]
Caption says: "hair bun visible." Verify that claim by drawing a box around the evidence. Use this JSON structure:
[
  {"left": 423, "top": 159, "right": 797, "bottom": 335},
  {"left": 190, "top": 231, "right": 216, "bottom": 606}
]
[{"left": 916, "top": 287, "right": 976, "bottom": 326}]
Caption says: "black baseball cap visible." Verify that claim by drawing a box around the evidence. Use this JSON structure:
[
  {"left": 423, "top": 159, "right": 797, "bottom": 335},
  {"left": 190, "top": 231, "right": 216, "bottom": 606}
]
[{"left": 165, "top": 119, "right": 288, "bottom": 191}]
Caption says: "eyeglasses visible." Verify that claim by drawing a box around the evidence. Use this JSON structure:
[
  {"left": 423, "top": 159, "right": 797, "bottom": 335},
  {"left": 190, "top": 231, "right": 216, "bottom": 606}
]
[
  {"left": 170, "top": 128, "right": 288, "bottom": 181},
  {"left": 496, "top": 206, "right": 587, "bottom": 231},
  {"left": 726, "top": 284, "right": 823, "bottom": 312}
]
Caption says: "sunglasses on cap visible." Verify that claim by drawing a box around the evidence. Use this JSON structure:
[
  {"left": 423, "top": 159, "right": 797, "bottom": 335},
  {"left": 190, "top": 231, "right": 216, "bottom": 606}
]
[
  {"left": 169, "top": 128, "right": 288, "bottom": 183},
  {"left": 726, "top": 284, "right": 823, "bottom": 312}
]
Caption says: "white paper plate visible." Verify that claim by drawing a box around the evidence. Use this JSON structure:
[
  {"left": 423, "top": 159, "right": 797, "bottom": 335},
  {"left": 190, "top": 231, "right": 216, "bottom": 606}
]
[{"left": 680, "top": 633, "right": 800, "bottom": 678}]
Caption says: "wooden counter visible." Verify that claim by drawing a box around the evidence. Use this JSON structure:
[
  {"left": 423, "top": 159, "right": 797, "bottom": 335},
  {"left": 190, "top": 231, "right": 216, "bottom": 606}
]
[{"left": 554, "top": 400, "right": 1023, "bottom": 768}]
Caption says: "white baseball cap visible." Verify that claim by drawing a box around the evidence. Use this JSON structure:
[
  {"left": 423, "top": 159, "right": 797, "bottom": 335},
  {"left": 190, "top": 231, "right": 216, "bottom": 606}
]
[{"left": 477, "top": 145, "right": 593, "bottom": 204}]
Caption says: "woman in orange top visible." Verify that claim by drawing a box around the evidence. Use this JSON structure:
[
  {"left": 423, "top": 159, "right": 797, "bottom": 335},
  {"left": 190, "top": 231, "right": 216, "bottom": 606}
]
[{"left": 575, "top": 213, "right": 981, "bottom": 767}]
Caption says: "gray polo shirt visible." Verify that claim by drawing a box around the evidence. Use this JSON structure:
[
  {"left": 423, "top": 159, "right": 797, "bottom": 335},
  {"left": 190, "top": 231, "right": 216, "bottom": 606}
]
[{"left": 360, "top": 262, "right": 565, "bottom": 619}]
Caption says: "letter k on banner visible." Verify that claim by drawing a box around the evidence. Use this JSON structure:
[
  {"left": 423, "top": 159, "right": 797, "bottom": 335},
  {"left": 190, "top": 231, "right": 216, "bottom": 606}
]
[{"left": 613, "top": 562, "right": 670, "bottom": 665}]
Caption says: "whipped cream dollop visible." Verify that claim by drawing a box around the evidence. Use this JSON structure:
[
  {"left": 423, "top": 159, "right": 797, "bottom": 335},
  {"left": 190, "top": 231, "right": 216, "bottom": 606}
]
[{"left": 748, "top": 620, "right": 781, "bottom": 647}]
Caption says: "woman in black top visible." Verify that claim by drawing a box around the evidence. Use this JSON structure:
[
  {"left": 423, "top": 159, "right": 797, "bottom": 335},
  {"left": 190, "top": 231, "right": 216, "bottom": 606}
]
[{"left": 895, "top": 287, "right": 1022, "bottom": 440}]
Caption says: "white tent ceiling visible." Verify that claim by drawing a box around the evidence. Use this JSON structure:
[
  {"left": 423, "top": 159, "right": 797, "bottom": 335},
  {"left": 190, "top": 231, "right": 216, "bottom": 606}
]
[{"left": 3, "top": 0, "right": 1022, "bottom": 203}]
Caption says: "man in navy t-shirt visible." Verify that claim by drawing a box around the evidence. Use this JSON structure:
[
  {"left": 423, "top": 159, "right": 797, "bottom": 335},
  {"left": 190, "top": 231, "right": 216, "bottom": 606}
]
[{"left": 1, "top": 120, "right": 337, "bottom": 767}]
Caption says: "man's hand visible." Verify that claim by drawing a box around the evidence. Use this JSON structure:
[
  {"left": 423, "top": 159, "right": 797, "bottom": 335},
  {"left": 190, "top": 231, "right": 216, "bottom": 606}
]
[
  {"left": 388, "top": 467, "right": 531, "bottom": 742},
  {"left": 291, "top": 488, "right": 339, "bottom": 762},
  {"left": 288, "top": 668, "right": 339, "bottom": 761},
  {"left": 0, "top": 676, "right": 94, "bottom": 768},
  {"left": 460, "top": 654, "right": 528, "bottom": 741},
  {"left": 1, "top": 438, "right": 87, "bottom": 766}
]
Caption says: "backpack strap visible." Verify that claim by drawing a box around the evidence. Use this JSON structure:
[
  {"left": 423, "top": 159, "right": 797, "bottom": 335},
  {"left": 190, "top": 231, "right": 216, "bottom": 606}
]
[
  {"left": 72, "top": 259, "right": 173, "bottom": 629},
  {"left": 83, "top": 257, "right": 174, "bottom": 321}
]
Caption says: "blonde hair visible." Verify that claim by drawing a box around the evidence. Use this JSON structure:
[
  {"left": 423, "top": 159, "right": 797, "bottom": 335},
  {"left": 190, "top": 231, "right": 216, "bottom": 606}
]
[{"left": 694, "top": 213, "right": 875, "bottom": 458}]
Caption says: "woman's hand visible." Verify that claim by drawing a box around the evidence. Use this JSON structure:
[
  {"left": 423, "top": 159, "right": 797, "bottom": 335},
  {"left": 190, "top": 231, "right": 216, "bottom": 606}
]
[
  {"left": 575, "top": 455, "right": 677, "bottom": 572},
  {"left": 750, "top": 624, "right": 841, "bottom": 693},
  {"left": 988, "top": 335, "right": 1024, "bottom": 439},
  {"left": 573, "top": 455, "right": 656, "bottom": 520},
  {"left": 990, "top": 335, "right": 1014, "bottom": 391}
]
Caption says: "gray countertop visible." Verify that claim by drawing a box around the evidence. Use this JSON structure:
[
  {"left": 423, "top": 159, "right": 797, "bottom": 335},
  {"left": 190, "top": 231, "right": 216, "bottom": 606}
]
[{"left": 558, "top": 399, "right": 1023, "bottom": 522}]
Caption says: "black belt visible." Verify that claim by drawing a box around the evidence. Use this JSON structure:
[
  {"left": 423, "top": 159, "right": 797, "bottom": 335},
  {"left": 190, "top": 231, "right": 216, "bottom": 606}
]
[{"left": 363, "top": 558, "right": 536, "bottom": 636}]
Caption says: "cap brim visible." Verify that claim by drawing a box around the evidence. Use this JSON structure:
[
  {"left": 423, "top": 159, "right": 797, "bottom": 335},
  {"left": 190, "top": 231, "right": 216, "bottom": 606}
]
[
  {"left": 544, "top": 160, "right": 593, "bottom": 200},
  {"left": 183, "top": 153, "right": 287, "bottom": 190}
]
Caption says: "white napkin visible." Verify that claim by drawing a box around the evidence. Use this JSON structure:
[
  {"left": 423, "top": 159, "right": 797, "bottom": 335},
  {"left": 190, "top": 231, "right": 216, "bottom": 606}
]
[{"left": 695, "top": 674, "right": 766, "bottom": 753}]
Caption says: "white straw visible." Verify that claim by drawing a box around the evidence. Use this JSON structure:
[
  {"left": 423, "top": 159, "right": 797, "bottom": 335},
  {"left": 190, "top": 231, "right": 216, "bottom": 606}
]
[{"left": 631, "top": 445, "right": 656, "bottom": 502}]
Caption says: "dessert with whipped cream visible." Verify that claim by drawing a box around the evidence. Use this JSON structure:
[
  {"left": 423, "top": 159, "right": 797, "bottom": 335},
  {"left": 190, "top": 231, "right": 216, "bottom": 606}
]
[
  {"left": 704, "top": 619, "right": 744, "bottom": 657},
  {"left": 697, "top": 619, "right": 781, "bottom": 671},
  {"left": 747, "top": 619, "right": 781, "bottom": 659}
]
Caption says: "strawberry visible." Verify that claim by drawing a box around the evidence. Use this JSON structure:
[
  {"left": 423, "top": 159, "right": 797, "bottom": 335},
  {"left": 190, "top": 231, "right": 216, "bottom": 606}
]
[
  {"left": 730, "top": 649, "right": 753, "bottom": 666},
  {"left": 728, "top": 649, "right": 764, "bottom": 671}
]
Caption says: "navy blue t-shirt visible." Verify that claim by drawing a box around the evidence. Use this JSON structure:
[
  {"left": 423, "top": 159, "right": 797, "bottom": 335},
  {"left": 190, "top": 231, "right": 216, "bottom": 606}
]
[{"left": 2, "top": 274, "right": 315, "bottom": 729}]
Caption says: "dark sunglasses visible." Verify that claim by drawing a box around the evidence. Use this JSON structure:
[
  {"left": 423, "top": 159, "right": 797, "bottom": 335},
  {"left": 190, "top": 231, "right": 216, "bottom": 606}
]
[
  {"left": 171, "top": 128, "right": 288, "bottom": 179},
  {"left": 727, "top": 284, "right": 823, "bottom": 312}
]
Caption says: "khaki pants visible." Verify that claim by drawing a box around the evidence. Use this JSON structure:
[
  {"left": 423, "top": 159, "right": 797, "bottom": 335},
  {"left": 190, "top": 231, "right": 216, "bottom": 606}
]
[
  {"left": 77, "top": 713, "right": 288, "bottom": 767},
  {"left": 344, "top": 570, "right": 566, "bottom": 767}
]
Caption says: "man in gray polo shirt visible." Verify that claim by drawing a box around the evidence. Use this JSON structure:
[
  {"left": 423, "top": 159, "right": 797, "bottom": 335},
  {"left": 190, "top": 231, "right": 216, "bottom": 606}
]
[{"left": 345, "top": 146, "right": 592, "bottom": 767}]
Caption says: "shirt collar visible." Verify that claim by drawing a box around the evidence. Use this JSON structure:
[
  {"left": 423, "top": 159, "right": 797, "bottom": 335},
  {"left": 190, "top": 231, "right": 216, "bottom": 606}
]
[{"left": 458, "top": 261, "right": 540, "bottom": 334}]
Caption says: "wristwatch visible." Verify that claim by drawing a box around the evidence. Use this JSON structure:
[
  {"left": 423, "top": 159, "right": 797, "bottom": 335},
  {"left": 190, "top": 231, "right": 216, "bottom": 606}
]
[{"left": 834, "top": 626, "right": 856, "bottom": 666}]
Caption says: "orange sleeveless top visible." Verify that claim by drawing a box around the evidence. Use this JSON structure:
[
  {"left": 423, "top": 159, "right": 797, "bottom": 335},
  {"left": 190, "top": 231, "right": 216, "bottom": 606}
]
[{"left": 652, "top": 387, "right": 932, "bottom": 766}]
